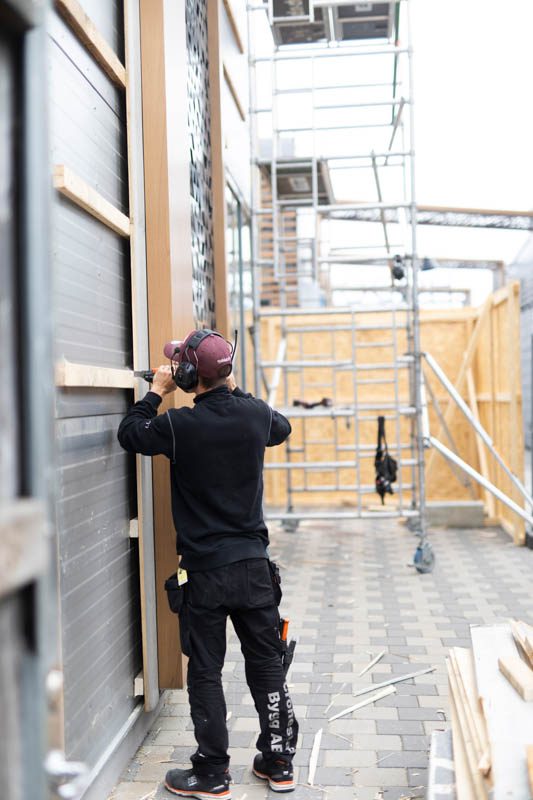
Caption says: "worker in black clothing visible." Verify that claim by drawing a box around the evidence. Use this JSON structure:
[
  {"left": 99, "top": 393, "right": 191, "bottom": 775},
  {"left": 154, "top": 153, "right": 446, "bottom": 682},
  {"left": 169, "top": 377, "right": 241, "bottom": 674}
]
[{"left": 117, "top": 329, "right": 298, "bottom": 799}]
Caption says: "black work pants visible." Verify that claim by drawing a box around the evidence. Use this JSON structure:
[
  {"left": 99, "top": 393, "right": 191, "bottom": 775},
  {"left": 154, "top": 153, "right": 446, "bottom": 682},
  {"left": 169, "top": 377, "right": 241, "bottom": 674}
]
[{"left": 181, "top": 558, "right": 298, "bottom": 776}]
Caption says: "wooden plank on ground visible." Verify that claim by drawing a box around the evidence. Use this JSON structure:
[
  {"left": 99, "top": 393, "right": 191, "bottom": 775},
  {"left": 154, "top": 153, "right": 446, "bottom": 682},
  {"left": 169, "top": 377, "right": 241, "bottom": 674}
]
[
  {"left": 449, "top": 673, "right": 477, "bottom": 800},
  {"left": 471, "top": 624, "right": 533, "bottom": 799},
  {"left": 447, "top": 656, "right": 488, "bottom": 798},
  {"left": 53, "top": 165, "right": 131, "bottom": 237},
  {"left": 527, "top": 745, "right": 533, "bottom": 795},
  {"left": 498, "top": 656, "right": 533, "bottom": 701},
  {"left": 449, "top": 649, "right": 488, "bottom": 776},
  {"left": 55, "top": 0, "right": 126, "bottom": 87},
  {"left": 453, "top": 647, "right": 491, "bottom": 777}
]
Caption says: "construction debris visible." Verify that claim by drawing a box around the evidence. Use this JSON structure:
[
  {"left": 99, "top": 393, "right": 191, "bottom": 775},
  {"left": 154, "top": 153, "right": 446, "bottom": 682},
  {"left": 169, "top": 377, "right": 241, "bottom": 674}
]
[
  {"left": 357, "top": 650, "right": 385, "bottom": 677},
  {"left": 308, "top": 728, "right": 323, "bottom": 786},
  {"left": 329, "top": 685, "right": 395, "bottom": 722},
  {"left": 510, "top": 618, "right": 533, "bottom": 667},
  {"left": 352, "top": 666, "right": 436, "bottom": 697},
  {"left": 438, "top": 622, "right": 533, "bottom": 800},
  {"left": 498, "top": 655, "right": 533, "bottom": 701}
]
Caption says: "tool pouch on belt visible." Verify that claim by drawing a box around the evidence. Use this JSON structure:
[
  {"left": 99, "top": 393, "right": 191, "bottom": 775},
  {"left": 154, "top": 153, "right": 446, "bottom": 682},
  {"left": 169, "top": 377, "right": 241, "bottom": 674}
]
[
  {"left": 165, "top": 573, "right": 186, "bottom": 613},
  {"left": 164, "top": 573, "right": 190, "bottom": 655},
  {"left": 268, "top": 560, "right": 282, "bottom": 606}
]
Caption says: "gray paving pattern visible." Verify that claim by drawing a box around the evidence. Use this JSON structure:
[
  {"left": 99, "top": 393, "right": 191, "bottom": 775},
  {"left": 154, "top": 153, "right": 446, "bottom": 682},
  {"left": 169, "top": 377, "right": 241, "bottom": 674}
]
[{"left": 109, "top": 519, "right": 533, "bottom": 800}]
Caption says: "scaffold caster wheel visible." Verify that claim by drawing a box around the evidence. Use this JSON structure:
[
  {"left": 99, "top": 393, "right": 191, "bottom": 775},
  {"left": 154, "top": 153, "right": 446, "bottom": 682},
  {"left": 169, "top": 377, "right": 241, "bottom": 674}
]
[
  {"left": 413, "top": 541, "right": 435, "bottom": 574},
  {"left": 282, "top": 518, "right": 299, "bottom": 533}
]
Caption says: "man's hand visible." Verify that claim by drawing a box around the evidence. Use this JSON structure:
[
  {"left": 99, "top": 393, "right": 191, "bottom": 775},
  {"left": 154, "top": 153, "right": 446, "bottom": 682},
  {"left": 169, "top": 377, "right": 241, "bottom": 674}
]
[
  {"left": 226, "top": 372, "right": 237, "bottom": 392},
  {"left": 151, "top": 365, "right": 177, "bottom": 398}
]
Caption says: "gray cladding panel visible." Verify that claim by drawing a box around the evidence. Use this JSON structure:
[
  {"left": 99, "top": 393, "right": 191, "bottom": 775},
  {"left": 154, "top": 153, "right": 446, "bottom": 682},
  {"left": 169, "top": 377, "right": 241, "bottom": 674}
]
[
  {"left": 78, "top": 0, "right": 125, "bottom": 62},
  {"left": 49, "top": 0, "right": 142, "bottom": 772},
  {"left": 49, "top": 13, "right": 128, "bottom": 212},
  {"left": 0, "top": 40, "right": 17, "bottom": 499},
  {"left": 53, "top": 196, "right": 132, "bottom": 367},
  {"left": 55, "top": 387, "right": 131, "bottom": 420},
  {"left": 56, "top": 413, "right": 141, "bottom": 765}
]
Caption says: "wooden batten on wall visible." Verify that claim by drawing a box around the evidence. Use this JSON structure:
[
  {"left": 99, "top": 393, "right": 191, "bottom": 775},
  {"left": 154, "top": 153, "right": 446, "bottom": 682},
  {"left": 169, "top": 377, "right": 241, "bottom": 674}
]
[
  {"left": 139, "top": 0, "right": 195, "bottom": 689},
  {"left": 54, "top": 0, "right": 126, "bottom": 87}
]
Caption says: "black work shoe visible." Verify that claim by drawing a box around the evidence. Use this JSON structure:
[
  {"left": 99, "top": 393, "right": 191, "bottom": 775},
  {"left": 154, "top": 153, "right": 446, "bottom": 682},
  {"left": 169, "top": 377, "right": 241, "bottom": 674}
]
[
  {"left": 252, "top": 754, "right": 295, "bottom": 792},
  {"left": 164, "top": 767, "right": 232, "bottom": 799}
]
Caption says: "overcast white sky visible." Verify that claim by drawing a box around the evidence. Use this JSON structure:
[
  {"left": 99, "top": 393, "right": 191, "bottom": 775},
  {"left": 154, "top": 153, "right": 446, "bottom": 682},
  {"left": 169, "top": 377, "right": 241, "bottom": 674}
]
[
  {"left": 252, "top": 0, "right": 533, "bottom": 304},
  {"left": 411, "top": 0, "right": 533, "bottom": 266}
]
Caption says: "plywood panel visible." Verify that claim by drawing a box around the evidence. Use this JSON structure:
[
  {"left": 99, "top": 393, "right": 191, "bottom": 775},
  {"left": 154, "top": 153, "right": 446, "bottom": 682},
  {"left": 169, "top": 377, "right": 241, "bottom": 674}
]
[{"left": 262, "top": 286, "right": 525, "bottom": 542}]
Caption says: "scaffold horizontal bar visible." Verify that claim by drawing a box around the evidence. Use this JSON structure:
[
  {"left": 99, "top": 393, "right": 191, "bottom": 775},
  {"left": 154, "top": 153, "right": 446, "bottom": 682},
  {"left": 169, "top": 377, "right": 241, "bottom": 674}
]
[
  {"left": 289, "top": 483, "right": 415, "bottom": 492},
  {"left": 284, "top": 324, "right": 408, "bottom": 332},
  {"left": 259, "top": 201, "right": 412, "bottom": 212},
  {"left": 337, "top": 443, "right": 413, "bottom": 453},
  {"left": 265, "top": 460, "right": 358, "bottom": 470},
  {"left": 274, "top": 81, "right": 401, "bottom": 95},
  {"left": 332, "top": 286, "right": 406, "bottom": 293},
  {"left": 264, "top": 509, "right": 419, "bottom": 521},
  {"left": 253, "top": 47, "right": 408, "bottom": 63},
  {"left": 262, "top": 359, "right": 409, "bottom": 370},
  {"left": 276, "top": 122, "right": 393, "bottom": 133},
  {"left": 257, "top": 306, "right": 408, "bottom": 317},
  {"left": 276, "top": 404, "right": 415, "bottom": 417},
  {"left": 315, "top": 98, "right": 410, "bottom": 110},
  {"left": 256, "top": 152, "right": 411, "bottom": 164}
]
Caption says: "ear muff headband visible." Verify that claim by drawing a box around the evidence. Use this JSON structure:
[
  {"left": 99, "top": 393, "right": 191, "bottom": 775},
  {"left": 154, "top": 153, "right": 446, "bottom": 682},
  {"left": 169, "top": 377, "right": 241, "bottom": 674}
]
[{"left": 172, "top": 329, "right": 233, "bottom": 390}]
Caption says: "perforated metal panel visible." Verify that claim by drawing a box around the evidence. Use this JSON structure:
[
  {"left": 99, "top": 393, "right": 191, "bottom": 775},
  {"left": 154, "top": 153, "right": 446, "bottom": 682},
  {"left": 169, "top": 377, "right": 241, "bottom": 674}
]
[{"left": 186, "top": 0, "right": 216, "bottom": 329}]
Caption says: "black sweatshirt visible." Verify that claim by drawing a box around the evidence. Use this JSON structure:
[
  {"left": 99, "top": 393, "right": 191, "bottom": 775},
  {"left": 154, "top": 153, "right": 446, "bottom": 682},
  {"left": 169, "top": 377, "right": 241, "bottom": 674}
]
[{"left": 117, "top": 386, "right": 291, "bottom": 571}]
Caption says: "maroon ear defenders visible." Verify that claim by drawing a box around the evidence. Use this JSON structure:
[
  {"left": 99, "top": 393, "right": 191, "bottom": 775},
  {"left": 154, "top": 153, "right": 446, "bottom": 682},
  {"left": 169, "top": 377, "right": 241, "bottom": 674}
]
[{"left": 170, "top": 329, "right": 237, "bottom": 391}]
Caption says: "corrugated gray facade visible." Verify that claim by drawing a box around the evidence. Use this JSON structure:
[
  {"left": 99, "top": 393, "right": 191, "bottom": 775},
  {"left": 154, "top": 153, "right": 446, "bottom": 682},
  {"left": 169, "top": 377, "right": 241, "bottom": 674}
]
[
  {"left": 508, "top": 236, "right": 533, "bottom": 451},
  {"left": 49, "top": 0, "right": 142, "bottom": 768}
]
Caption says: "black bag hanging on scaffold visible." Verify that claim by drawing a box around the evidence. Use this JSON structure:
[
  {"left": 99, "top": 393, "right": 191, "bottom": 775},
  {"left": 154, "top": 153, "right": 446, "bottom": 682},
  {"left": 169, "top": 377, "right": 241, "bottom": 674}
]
[{"left": 374, "top": 415, "right": 397, "bottom": 504}]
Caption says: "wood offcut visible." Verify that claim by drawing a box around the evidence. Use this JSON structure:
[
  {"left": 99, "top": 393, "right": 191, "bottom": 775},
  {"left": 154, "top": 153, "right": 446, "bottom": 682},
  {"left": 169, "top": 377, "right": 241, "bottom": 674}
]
[{"left": 498, "top": 655, "right": 533, "bottom": 701}]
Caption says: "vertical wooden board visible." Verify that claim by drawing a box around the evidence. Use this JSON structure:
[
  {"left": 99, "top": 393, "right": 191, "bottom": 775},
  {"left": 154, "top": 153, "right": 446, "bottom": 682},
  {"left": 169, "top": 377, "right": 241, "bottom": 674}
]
[
  {"left": 124, "top": 0, "right": 160, "bottom": 710},
  {"left": 449, "top": 674, "right": 477, "bottom": 800},
  {"left": 139, "top": 0, "right": 195, "bottom": 689}
]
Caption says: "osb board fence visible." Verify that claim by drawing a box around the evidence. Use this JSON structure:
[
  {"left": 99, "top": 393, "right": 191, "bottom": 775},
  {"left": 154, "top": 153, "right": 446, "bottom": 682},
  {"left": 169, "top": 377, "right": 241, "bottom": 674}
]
[{"left": 261, "top": 282, "right": 524, "bottom": 544}]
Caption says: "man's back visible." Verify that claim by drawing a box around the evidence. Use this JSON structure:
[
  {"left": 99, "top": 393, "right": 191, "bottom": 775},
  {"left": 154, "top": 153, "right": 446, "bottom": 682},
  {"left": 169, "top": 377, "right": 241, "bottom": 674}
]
[{"left": 117, "top": 384, "right": 291, "bottom": 570}]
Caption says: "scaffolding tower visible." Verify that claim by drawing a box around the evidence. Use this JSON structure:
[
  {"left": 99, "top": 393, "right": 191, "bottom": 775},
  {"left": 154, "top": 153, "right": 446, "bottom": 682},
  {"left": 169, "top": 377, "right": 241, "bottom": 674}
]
[{"left": 248, "top": 0, "right": 432, "bottom": 564}]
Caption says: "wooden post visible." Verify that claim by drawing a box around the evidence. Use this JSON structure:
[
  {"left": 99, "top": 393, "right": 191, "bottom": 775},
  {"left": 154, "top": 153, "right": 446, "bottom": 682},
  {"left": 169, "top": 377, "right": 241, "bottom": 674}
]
[{"left": 139, "top": 0, "right": 194, "bottom": 688}]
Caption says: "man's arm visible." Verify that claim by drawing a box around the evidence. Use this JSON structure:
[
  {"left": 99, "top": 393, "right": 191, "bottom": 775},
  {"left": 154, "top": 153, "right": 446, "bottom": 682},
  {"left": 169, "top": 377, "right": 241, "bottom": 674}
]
[
  {"left": 117, "top": 365, "right": 177, "bottom": 457},
  {"left": 266, "top": 408, "right": 291, "bottom": 446}
]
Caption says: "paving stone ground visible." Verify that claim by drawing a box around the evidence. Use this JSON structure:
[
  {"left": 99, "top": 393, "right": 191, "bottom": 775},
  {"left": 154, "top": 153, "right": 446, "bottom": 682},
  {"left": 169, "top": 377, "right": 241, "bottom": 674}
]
[{"left": 108, "top": 518, "right": 533, "bottom": 800}]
